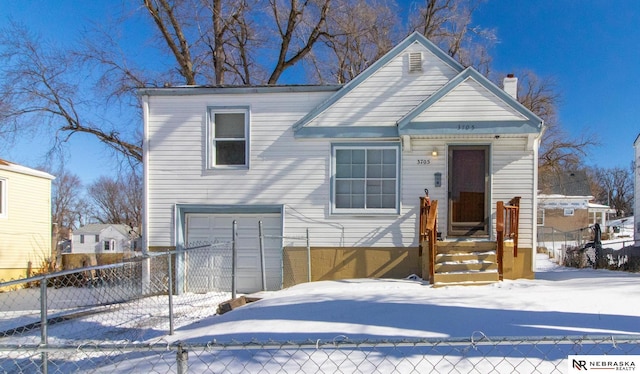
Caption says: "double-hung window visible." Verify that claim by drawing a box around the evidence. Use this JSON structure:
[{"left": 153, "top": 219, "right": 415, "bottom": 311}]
[
  {"left": 332, "top": 144, "right": 399, "bottom": 214},
  {"left": 208, "top": 107, "right": 249, "bottom": 168}
]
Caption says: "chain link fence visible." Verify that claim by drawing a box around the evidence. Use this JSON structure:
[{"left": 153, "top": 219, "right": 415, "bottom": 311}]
[
  {"left": 2, "top": 228, "right": 640, "bottom": 372},
  {"left": 1, "top": 335, "right": 639, "bottom": 373},
  {"left": 0, "top": 242, "right": 233, "bottom": 346}
]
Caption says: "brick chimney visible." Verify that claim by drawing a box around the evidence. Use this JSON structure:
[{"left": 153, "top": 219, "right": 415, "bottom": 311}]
[{"left": 503, "top": 73, "right": 518, "bottom": 99}]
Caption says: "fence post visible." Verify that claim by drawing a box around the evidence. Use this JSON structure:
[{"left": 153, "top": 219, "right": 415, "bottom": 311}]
[
  {"left": 232, "top": 220, "right": 238, "bottom": 300},
  {"left": 306, "top": 228, "right": 311, "bottom": 283},
  {"left": 168, "top": 249, "right": 174, "bottom": 335},
  {"left": 177, "top": 343, "right": 188, "bottom": 374},
  {"left": 259, "top": 220, "right": 267, "bottom": 291},
  {"left": 141, "top": 255, "right": 151, "bottom": 295},
  {"left": 40, "top": 276, "right": 48, "bottom": 374}
]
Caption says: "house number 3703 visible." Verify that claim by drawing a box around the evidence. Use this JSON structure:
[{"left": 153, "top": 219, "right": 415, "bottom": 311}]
[{"left": 417, "top": 159, "right": 431, "bottom": 165}]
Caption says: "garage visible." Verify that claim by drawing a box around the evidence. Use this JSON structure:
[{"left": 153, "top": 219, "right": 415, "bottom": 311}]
[{"left": 184, "top": 212, "right": 283, "bottom": 293}]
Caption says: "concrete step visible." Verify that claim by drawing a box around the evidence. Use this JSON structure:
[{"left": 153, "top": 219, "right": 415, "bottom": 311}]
[
  {"left": 434, "top": 260, "right": 498, "bottom": 273},
  {"left": 433, "top": 270, "right": 499, "bottom": 285},
  {"left": 436, "top": 241, "right": 497, "bottom": 254},
  {"left": 436, "top": 252, "right": 497, "bottom": 263}
]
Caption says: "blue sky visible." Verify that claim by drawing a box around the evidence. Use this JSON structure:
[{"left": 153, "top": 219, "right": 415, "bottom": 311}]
[{"left": 1, "top": 0, "right": 639, "bottom": 184}]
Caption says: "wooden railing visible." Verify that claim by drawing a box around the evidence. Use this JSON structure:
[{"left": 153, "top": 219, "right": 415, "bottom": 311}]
[
  {"left": 496, "top": 197, "right": 521, "bottom": 280},
  {"left": 419, "top": 196, "right": 438, "bottom": 284}
]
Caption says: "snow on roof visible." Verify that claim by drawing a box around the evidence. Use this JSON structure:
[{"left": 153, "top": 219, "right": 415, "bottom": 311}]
[
  {"left": 0, "top": 158, "right": 55, "bottom": 180},
  {"left": 588, "top": 202, "right": 616, "bottom": 212},
  {"left": 74, "top": 223, "right": 132, "bottom": 237}
]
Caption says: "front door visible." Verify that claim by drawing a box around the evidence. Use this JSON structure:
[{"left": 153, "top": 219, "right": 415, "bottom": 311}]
[{"left": 448, "top": 146, "right": 489, "bottom": 236}]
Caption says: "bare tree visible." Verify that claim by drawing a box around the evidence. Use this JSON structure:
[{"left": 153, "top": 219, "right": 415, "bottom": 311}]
[
  {"left": 409, "top": 0, "right": 496, "bottom": 73},
  {"left": 316, "top": 0, "right": 398, "bottom": 83},
  {"left": 590, "top": 166, "right": 634, "bottom": 217},
  {"left": 502, "top": 70, "right": 598, "bottom": 188},
  {"left": 143, "top": 0, "right": 198, "bottom": 85},
  {"left": 50, "top": 169, "right": 93, "bottom": 260},
  {"left": 0, "top": 24, "right": 143, "bottom": 163},
  {"left": 87, "top": 171, "right": 143, "bottom": 229},
  {"left": 266, "top": 0, "right": 331, "bottom": 84}
]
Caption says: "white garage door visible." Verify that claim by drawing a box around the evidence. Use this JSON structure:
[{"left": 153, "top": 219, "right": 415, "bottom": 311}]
[{"left": 185, "top": 213, "right": 282, "bottom": 293}]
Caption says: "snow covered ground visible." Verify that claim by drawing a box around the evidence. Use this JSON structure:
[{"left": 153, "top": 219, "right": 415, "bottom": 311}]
[
  {"left": 163, "top": 253, "right": 640, "bottom": 345},
  {"left": 3, "top": 253, "right": 640, "bottom": 373}
]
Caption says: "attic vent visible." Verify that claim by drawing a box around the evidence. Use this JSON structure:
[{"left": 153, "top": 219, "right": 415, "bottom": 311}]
[{"left": 408, "top": 52, "right": 423, "bottom": 73}]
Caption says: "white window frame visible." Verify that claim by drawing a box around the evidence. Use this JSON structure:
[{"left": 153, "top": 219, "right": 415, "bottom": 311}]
[
  {"left": 537, "top": 208, "right": 545, "bottom": 226},
  {"left": 331, "top": 144, "right": 400, "bottom": 215},
  {"left": 103, "top": 239, "right": 115, "bottom": 251},
  {"left": 563, "top": 208, "right": 575, "bottom": 217},
  {"left": 0, "top": 178, "right": 6, "bottom": 219},
  {"left": 207, "top": 106, "right": 250, "bottom": 169}
]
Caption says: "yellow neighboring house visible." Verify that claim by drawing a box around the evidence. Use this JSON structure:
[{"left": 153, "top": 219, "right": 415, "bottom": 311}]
[{"left": 0, "top": 159, "right": 55, "bottom": 281}]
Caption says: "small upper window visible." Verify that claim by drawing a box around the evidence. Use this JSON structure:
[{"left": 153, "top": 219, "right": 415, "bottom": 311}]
[
  {"left": 80, "top": 235, "right": 85, "bottom": 244},
  {"left": 95, "top": 235, "right": 100, "bottom": 242},
  {"left": 0, "top": 178, "right": 6, "bottom": 218},
  {"left": 209, "top": 108, "right": 249, "bottom": 168}
]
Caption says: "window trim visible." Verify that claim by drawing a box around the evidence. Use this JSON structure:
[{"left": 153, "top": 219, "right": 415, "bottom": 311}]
[
  {"left": 0, "top": 178, "right": 6, "bottom": 219},
  {"left": 537, "top": 208, "right": 545, "bottom": 226},
  {"left": 206, "top": 106, "right": 250, "bottom": 169},
  {"left": 331, "top": 143, "right": 401, "bottom": 215}
]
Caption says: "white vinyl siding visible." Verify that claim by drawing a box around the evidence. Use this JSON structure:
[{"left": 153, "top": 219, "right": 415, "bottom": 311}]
[
  {"left": 490, "top": 137, "right": 536, "bottom": 249},
  {"left": 414, "top": 77, "right": 526, "bottom": 122},
  {"left": 145, "top": 92, "right": 332, "bottom": 247},
  {"left": 145, "top": 93, "right": 537, "bottom": 251},
  {"left": 305, "top": 43, "right": 458, "bottom": 128}
]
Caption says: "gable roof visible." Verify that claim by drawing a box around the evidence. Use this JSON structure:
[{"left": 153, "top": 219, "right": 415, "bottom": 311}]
[
  {"left": 0, "top": 158, "right": 55, "bottom": 180},
  {"left": 397, "top": 68, "right": 543, "bottom": 135},
  {"left": 293, "top": 32, "right": 465, "bottom": 138},
  {"left": 539, "top": 170, "right": 593, "bottom": 197},
  {"left": 293, "top": 32, "right": 543, "bottom": 139},
  {"left": 74, "top": 223, "right": 132, "bottom": 237}
]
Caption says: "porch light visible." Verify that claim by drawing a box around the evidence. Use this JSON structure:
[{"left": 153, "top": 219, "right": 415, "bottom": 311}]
[{"left": 431, "top": 147, "right": 438, "bottom": 157}]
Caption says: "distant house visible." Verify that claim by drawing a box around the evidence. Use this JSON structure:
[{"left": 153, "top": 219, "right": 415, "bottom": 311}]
[
  {"left": 0, "top": 159, "right": 55, "bottom": 280},
  {"left": 538, "top": 170, "right": 612, "bottom": 241},
  {"left": 71, "top": 224, "right": 134, "bottom": 254}
]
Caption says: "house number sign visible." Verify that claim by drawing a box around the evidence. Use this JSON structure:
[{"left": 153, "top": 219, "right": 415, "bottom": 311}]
[
  {"left": 417, "top": 159, "right": 431, "bottom": 165},
  {"left": 457, "top": 124, "right": 476, "bottom": 130}
]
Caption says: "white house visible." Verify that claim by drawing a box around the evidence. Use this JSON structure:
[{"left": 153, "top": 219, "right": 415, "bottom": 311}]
[
  {"left": 71, "top": 224, "right": 133, "bottom": 254},
  {"left": 140, "top": 33, "right": 544, "bottom": 292}
]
